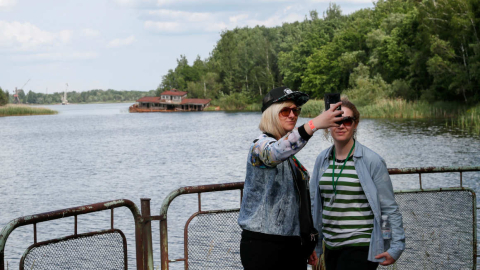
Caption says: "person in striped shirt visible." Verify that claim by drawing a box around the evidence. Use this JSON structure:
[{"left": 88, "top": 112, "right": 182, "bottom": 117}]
[{"left": 310, "top": 98, "right": 405, "bottom": 270}]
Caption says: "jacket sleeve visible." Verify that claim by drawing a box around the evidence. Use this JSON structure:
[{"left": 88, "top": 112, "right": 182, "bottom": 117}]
[
  {"left": 250, "top": 128, "right": 309, "bottom": 168},
  {"left": 371, "top": 157, "right": 405, "bottom": 261},
  {"left": 310, "top": 154, "right": 324, "bottom": 256}
]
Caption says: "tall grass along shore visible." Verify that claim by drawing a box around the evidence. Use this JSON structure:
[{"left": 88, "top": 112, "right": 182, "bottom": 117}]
[
  {"left": 0, "top": 104, "right": 58, "bottom": 117},
  {"left": 213, "top": 97, "right": 479, "bottom": 134},
  {"left": 303, "top": 99, "right": 479, "bottom": 134},
  {"left": 450, "top": 104, "right": 480, "bottom": 134}
]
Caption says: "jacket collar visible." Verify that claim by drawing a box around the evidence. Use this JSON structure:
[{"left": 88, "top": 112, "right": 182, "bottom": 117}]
[{"left": 323, "top": 139, "right": 364, "bottom": 160}]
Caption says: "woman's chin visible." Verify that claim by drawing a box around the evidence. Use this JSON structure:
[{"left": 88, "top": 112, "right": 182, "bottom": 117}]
[{"left": 333, "top": 136, "right": 352, "bottom": 143}]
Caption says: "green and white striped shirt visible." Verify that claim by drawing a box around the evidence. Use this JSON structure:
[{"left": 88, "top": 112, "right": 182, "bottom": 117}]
[{"left": 320, "top": 156, "right": 374, "bottom": 249}]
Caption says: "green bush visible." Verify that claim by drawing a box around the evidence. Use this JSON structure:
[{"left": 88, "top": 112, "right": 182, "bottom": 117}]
[{"left": 211, "top": 92, "right": 259, "bottom": 111}]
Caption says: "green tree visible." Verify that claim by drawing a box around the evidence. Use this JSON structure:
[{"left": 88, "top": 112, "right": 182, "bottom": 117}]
[
  {"left": 0, "top": 87, "right": 8, "bottom": 106},
  {"left": 26, "top": 90, "right": 37, "bottom": 104}
]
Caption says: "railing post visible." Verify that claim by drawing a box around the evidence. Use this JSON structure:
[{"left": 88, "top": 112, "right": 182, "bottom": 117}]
[
  {"left": 160, "top": 219, "right": 169, "bottom": 270},
  {"left": 141, "top": 198, "right": 154, "bottom": 270}
]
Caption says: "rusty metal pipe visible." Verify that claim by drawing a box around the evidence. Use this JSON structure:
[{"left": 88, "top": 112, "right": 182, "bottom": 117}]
[
  {"left": 158, "top": 182, "right": 244, "bottom": 270},
  {"left": 198, "top": 193, "right": 201, "bottom": 212},
  {"left": 33, "top": 223, "right": 37, "bottom": 244},
  {"left": 0, "top": 199, "right": 143, "bottom": 270},
  {"left": 387, "top": 166, "right": 480, "bottom": 175},
  {"left": 419, "top": 173, "right": 422, "bottom": 190},
  {"left": 141, "top": 198, "right": 154, "bottom": 270},
  {"left": 160, "top": 219, "right": 168, "bottom": 270},
  {"left": 461, "top": 172, "right": 463, "bottom": 187},
  {"left": 159, "top": 182, "right": 244, "bottom": 221}
]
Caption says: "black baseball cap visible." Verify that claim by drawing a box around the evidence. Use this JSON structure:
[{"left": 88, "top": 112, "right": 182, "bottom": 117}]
[{"left": 261, "top": 87, "right": 309, "bottom": 112}]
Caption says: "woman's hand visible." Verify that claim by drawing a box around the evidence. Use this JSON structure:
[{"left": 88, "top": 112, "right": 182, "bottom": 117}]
[
  {"left": 308, "top": 251, "right": 318, "bottom": 266},
  {"left": 375, "top": 252, "right": 396, "bottom": 266},
  {"left": 305, "top": 102, "right": 343, "bottom": 135}
]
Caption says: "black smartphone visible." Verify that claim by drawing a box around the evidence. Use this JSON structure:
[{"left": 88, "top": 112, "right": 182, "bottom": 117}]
[{"left": 324, "top": 93, "right": 341, "bottom": 117}]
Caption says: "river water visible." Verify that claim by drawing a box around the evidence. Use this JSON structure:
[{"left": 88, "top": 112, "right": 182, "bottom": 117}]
[{"left": 1, "top": 103, "right": 479, "bottom": 269}]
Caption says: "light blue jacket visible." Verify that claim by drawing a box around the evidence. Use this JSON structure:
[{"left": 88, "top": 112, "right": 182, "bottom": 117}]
[
  {"left": 310, "top": 141, "right": 405, "bottom": 262},
  {"left": 238, "top": 128, "right": 309, "bottom": 236}
]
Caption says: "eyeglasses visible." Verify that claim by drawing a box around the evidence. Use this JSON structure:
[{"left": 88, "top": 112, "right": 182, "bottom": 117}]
[
  {"left": 279, "top": 107, "right": 301, "bottom": 117},
  {"left": 336, "top": 116, "right": 356, "bottom": 127}
]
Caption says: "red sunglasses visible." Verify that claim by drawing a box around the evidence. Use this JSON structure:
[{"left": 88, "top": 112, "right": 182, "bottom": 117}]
[
  {"left": 336, "top": 116, "right": 356, "bottom": 127},
  {"left": 279, "top": 107, "right": 302, "bottom": 117}
]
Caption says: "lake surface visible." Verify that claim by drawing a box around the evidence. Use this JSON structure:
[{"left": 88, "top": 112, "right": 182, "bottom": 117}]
[{"left": 1, "top": 103, "right": 479, "bottom": 269}]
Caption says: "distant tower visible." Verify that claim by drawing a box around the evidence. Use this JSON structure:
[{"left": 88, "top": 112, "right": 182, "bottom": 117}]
[
  {"left": 13, "top": 88, "right": 21, "bottom": 104},
  {"left": 61, "top": 83, "right": 68, "bottom": 105},
  {"left": 14, "top": 79, "right": 30, "bottom": 104}
]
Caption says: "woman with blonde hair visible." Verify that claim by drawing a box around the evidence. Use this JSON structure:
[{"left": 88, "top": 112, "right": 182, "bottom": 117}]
[
  {"left": 310, "top": 98, "right": 405, "bottom": 270},
  {"left": 238, "top": 87, "right": 343, "bottom": 269}
]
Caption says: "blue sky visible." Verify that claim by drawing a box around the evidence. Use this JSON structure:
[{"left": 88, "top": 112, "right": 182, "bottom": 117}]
[{"left": 0, "top": 0, "right": 374, "bottom": 94}]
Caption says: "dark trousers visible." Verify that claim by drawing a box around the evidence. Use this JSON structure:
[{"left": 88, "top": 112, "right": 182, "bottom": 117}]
[
  {"left": 240, "top": 230, "right": 307, "bottom": 270},
  {"left": 325, "top": 246, "right": 378, "bottom": 270}
]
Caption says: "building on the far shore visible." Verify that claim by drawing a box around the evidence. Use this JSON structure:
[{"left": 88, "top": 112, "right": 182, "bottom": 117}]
[{"left": 129, "top": 89, "right": 211, "bottom": 112}]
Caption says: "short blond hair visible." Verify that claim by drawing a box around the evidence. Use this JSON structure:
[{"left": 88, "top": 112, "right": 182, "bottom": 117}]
[{"left": 259, "top": 101, "right": 295, "bottom": 139}]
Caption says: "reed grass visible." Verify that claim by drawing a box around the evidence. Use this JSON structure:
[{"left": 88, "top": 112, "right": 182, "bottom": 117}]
[
  {"left": 358, "top": 99, "right": 462, "bottom": 119},
  {"left": 300, "top": 98, "right": 463, "bottom": 119},
  {"left": 244, "top": 103, "right": 261, "bottom": 111},
  {"left": 0, "top": 104, "right": 58, "bottom": 117},
  {"left": 300, "top": 98, "right": 480, "bottom": 134},
  {"left": 450, "top": 104, "right": 480, "bottom": 134}
]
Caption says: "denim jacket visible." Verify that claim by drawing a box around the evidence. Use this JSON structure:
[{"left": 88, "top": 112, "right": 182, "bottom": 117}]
[
  {"left": 238, "top": 128, "right": 309, "bottom": 236},
  {"left": 310, "top": 141, "right": 405, "bottom": 262}
]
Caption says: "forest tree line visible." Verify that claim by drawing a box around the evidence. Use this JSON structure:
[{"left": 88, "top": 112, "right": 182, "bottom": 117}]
[
  {"left": 0, "top": 88, "right": 155, "bottom": 105},
  {"left": 157, "top": 0, "right": 480, "bottom": 107}
]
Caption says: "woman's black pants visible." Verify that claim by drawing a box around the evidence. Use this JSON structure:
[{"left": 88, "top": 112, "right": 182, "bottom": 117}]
[
  {"left": 324, "top": 246, "right": 379, "bottom": 270},
  {"left": 240, "top": 230, "right": 307, "bottom": 270}
]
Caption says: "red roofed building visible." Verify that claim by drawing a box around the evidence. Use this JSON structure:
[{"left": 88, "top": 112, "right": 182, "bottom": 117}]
[{"left": 130, "top": 89, "right": 211, "bottom": 112}]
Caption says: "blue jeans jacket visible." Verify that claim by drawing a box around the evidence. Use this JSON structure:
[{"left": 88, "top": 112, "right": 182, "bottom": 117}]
[
  {"left": 310, "top": 141, "right": 405, "bottom": 262},
  {"left": 238, "top": 129, "right": 309, "bottom": 236}
]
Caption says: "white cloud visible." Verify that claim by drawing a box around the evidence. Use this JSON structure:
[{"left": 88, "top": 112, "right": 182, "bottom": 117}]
[
  {"left": 155, "top": 0, "right": 180, "bottom": 6},
  {"left": 111, "top": 0, "right": 155, "bottom": 7},
  {"left": 82, "top": 28, "right": 100, "bottom": 38},
  {"left": 148, "top": 9, "right": 212, "bottom": 23},
  {"left": 145, "top": 21, "right": 181, "bottom": 32},
  {"left": 155, "top": 0, "right": 295, "bottom": 7},
  {"left": 107, "top": 35, "right": 136, "bottom": 48},
  {"left": 308, "top": 0, "right": 373, "bottom": 3},
  {"left": 143, "top": 4, "right": 308, "bottom": 34},
  {"left": 0, "top": 21, "right": 72, "bottom": 50},
  {"left": 145, "top": 20, "right": 228, "bottom": 33},
  {"left": 12, "top": 51, "right": 98, "bottom": 62},
  {"left": 0, "top": 0, "right": 16, "bottom": 8},
  {"left": 229, "top": 14, "right": 249, "bottom": 24},
  {"left": 244, "top": 12, "right": 304, "bottom": 28}
]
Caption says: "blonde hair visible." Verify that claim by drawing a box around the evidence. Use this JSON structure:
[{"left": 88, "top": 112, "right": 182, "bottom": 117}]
[{"left": 259, "top": 101, "right": 295, "bottom": 139}]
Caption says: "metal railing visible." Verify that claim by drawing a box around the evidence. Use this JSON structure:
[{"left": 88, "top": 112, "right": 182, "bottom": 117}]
[
  {"left": 0, "top": 199, "right": 150, "bottom": 270},
  {"left": 1, "top": 166, "right": 479, "bottom": 269},
  {"left": 156, "top": 166, "right": 480, "bottom": 270}
]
